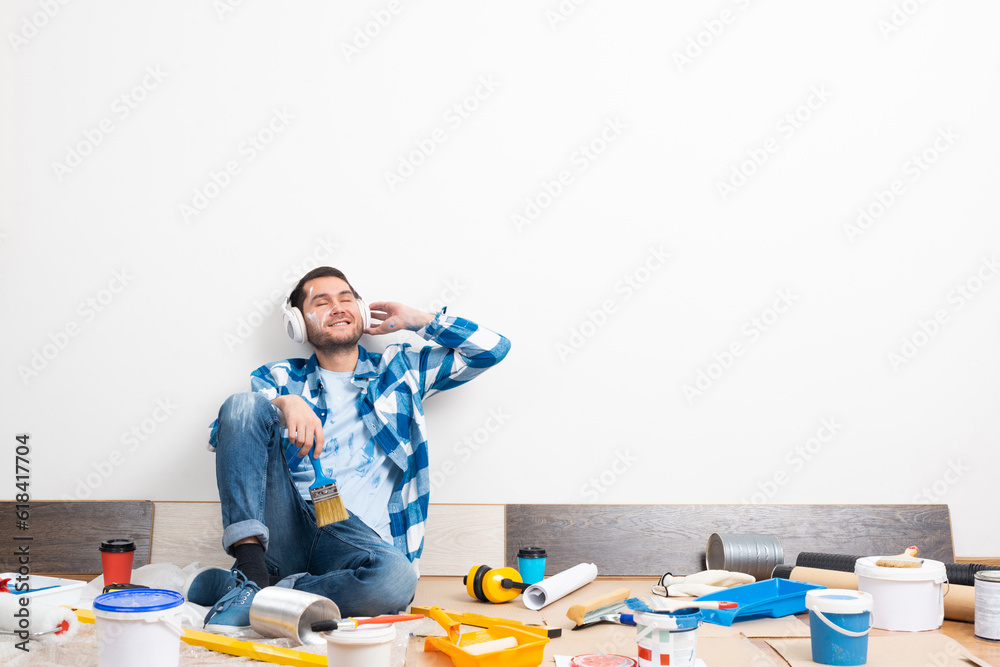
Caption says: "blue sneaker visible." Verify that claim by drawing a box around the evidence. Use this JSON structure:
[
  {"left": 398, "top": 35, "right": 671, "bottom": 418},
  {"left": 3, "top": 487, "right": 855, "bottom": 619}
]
[
  {"left": 203, "top": 579, "right": 260, "bottom": 633},
  {"left": 182, "top": 567, "right": 247, "bottom": 607}
]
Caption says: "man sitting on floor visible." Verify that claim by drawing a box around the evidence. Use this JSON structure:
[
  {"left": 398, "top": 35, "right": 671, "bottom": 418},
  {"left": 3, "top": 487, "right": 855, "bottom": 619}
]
[{"left": 184, "top": 266, "right": 510, "bottom": 631}]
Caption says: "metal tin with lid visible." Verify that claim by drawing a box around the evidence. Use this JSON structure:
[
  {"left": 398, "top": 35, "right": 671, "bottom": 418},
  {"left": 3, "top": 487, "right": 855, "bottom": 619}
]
[{"left": 975, "top": 570, "right": 1000, "bottom": 642}]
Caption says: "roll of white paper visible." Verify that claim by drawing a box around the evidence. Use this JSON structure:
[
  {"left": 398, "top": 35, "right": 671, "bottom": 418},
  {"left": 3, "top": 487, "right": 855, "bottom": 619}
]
[{"left": 522, "top": 562, "right": 598, "bottom": 610}]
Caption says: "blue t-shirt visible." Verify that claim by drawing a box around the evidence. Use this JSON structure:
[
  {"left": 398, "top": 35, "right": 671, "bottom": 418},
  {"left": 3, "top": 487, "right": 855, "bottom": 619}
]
[{"left": 287, "top": 368, "right": 400, "bottom": 543}]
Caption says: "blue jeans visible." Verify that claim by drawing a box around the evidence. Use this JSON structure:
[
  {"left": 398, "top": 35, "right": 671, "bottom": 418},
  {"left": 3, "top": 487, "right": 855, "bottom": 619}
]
[{"left": 214, "top": 392, "right": 418, "bottom": 617}]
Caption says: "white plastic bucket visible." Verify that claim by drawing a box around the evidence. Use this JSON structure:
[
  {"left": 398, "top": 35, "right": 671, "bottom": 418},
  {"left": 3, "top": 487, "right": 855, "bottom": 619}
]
[
  {"left": 324, "top": 623, "right": 395, "bottom": 667},
  {"left": 855, "top": 556, "right": 947, "bottom": 631},
  {"left": 93, "top": 589, "right": 185, "bottom": 667},
  {"left": 632, "top": 609, "right": 702, "bottom": 667}
]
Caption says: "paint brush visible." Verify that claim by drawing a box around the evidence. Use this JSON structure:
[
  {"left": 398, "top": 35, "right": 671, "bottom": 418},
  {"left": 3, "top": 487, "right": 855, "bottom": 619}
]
[
  {"left": 309, "top": 455, "right": 349, "bottom": 526},
  {"left": 311, "top": 614, "right": 424, "bottom": 632}
]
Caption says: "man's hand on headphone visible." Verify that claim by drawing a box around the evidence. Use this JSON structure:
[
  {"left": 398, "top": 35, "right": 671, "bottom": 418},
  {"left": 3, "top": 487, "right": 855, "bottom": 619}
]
[
  {"left": 273, "top": 395, "right": 325, "bottom": 459},
  {"left": 366, "top": 302, "right": 434, "bottom": 335}
]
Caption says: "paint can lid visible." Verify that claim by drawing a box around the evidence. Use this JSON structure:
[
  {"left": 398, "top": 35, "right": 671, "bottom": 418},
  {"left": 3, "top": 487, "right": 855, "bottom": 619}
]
[
  {"left": 975, "top": 571, "right": 1000, "bottom": 584},
  {"left": 518, "top": 547, "right": 546, "bottom": 558},
  {"left": 324, "top": 624, "right": 396, "bottom": 645},
  {"left": 855, "top": 556, "right": 946, "bottom": 581},
  {"left": 99, "top": 539, "right": 136, "bottom": 553},
  {"left": 569, "top": 655, "right": 637, "bottom": 667},
  {"left": 806, "top": 589, "right": 874, "bottom": 614},
  {"left": 94, "top": 588, "right": 184, "bottom": 613}
]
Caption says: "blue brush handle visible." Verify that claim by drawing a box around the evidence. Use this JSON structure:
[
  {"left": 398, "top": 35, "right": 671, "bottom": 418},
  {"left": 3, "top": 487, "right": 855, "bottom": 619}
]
[{"left": 309, "top": 455, "right": 335, "bottom": 488}]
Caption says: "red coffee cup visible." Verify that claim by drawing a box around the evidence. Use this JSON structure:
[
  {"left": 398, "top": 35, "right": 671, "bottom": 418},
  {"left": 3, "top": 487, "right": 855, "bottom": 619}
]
[{"left": 100, "top": 539, "right": 136, "bottom": 585}]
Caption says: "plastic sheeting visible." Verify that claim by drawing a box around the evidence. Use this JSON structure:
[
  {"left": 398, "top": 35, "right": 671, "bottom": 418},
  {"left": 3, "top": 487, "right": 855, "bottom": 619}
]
[{"left": 0, "top": 563, "right": 414, "bottom": 667}]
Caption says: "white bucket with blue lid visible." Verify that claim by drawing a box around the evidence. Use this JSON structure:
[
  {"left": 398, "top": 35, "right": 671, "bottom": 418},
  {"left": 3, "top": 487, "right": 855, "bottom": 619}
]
[
  {"left": 93, "top": 589, "right": 185, "bottom": 667},
  {"left": 805, "top": 589, "right": 874, "bottom": 666}
]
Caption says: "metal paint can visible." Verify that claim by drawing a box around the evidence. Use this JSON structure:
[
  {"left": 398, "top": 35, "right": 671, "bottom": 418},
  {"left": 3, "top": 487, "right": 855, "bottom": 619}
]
[
  {"left": 706, "top": 533, "right": 783, "bottom": 582},
  {"left": 975, "top": 570, "right": 1000, "bottom": 641},
  {"left": 248, "top": 587, "right": 341, "bottom": 645}
]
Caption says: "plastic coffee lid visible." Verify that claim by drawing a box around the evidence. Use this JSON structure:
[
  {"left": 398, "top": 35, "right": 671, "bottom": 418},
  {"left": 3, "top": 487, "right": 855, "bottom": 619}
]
[
  {"left": 805, "top": 589, "right": 874, "bottom": 614},
  {"left": 855, "top": 556, "right": 946, "bottom": 581},
  {"left": 94, "top": 588, "right": 184, "bottom": 613},
  {"left": 100, "top": 539, "right": 136, "bottom": 552},
  {"left": 518, "top": 547, "right": 546, "bottom": 558},
  {"left": 324, "top": 625, "right": 396, "bottom": 644},
  {"left": 570, "top": 655, "right": 637, "bottom": 667}
]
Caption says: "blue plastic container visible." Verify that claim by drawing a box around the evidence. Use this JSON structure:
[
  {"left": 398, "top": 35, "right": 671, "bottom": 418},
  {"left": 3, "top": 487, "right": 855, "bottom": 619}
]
[
  {"left": 805, "top": 589, "right": 873, "bottom": 666},
  {"left": 517, "top": 547, "right": 547, "bottom": 585}
]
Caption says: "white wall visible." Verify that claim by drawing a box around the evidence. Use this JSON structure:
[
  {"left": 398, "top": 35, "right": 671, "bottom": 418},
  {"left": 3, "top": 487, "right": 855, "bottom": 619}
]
[{"left": 3, "top": 1, "right": 999, "bottom": 557}]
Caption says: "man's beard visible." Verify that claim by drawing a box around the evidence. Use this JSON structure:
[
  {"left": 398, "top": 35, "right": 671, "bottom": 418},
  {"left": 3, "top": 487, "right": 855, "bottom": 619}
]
[{"left": 307, "top": 321, "right": 363, "bottom": 353}]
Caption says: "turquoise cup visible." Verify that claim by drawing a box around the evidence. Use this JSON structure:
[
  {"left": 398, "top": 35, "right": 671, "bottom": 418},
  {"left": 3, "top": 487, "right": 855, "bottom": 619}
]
[{"left": 517, "top": 547, "right": 547, "bottom": 585}]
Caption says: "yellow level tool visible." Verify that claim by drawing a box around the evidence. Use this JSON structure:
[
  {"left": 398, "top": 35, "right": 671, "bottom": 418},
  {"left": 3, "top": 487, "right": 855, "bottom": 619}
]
[{"left": 67, "top": 606, "right": 326, "bottom": 666}]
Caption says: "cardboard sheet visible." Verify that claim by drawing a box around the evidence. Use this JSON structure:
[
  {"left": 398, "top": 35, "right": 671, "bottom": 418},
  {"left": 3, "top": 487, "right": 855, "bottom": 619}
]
[
  {"left": 767, "top": 634, "right": 994, "bottom": 667},
  {"left": 699, "top": 614, "right": 811, "bottom": 639}
]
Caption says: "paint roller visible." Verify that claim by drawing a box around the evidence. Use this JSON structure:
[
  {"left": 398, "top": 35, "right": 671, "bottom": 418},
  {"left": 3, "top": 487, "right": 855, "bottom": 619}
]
[{"left": 0, "top": 594, "right": 78, "bottom": 644}]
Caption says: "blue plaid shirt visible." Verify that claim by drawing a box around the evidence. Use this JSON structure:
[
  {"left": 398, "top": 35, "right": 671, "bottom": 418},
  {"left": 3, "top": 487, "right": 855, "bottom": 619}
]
[{"left": 209, "top": 310, "right": 510, "bottom": 568}]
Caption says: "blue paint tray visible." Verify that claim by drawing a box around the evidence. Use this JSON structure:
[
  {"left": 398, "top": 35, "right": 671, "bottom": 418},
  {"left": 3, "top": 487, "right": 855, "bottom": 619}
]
[{"left": 694, "top": 578, "right": 825, "bottom": 626}]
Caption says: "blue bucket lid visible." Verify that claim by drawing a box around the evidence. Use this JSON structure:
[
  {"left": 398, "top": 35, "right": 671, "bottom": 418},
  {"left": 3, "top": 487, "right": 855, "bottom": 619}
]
[{"left": 94, "top": 588, "right": 184, "bottom": 613}]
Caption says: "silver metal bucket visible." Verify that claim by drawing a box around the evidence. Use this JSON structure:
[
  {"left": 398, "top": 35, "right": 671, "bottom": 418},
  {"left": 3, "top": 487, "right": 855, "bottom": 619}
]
[
  {"left": 706, "top": 533, "right": 783, "bottom": 582},
  {"left": 248, "top": 587, "right": 341, "bottom": 645}
]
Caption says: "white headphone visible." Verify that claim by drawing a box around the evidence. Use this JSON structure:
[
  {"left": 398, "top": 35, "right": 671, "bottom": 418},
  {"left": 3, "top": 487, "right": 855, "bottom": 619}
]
[{"left": 281, "top": 290, "right": 371, "bottom": 344}]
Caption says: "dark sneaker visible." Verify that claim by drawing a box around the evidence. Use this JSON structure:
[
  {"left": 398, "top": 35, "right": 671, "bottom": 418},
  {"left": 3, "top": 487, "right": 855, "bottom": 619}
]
[
  {"left": 182, "top": 567, "right": 247, "bottom": 607},
  {"left": 203, "top": 579, "right": 261, "bottom": 633}
]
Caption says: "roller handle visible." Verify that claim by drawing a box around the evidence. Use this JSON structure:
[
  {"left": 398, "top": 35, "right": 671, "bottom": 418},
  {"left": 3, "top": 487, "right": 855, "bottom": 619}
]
[
  {"left": 501, "top": 578, "right": 530, "bottom": 590},
  {"left": 311, "top": 614, "right": 424, "bottom": 632}
]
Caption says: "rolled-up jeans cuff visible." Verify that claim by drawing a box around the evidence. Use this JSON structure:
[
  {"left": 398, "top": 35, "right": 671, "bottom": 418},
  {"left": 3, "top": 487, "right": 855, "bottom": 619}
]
[
  {"left": 222, "top": 520, "right": 269, "bottom": 555},
  {"left": 275, "top": 573, "right": 306, "bottom": 589}
]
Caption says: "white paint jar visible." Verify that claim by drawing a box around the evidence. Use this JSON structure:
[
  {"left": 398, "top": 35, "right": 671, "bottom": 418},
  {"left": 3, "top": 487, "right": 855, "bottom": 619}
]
[
  {"left": 324, "top": 623, "right": 396, "bottom": 667},
  {"left": 855, "top": 557, "right": 946, "bottom": 631}
]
